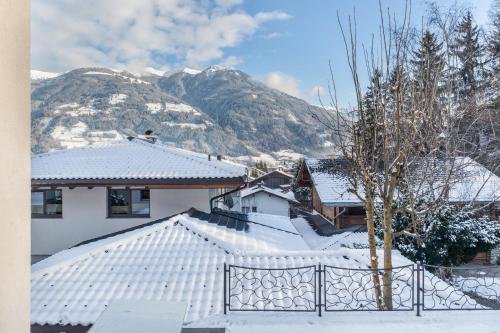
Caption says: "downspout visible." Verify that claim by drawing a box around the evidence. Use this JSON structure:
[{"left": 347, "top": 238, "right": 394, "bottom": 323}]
[{"left": 210, "top": 179, "right": 247, "bottom": 212}]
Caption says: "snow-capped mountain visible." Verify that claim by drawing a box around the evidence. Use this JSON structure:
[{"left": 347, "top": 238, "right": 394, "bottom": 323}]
[
  {"left": 31, "top": 66, "right": 336, "bottom": 160},
  {"left": 31, "top": 70, "right": 60, "bottom": 80}
]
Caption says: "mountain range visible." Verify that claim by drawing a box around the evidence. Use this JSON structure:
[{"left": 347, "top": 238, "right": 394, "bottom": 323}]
[{"left": 31, "top": 66, "right": 336, "bottom": 164}]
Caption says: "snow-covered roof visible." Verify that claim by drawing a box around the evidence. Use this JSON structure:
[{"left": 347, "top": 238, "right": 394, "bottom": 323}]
[
  {"left": 447, "top": 157, "right": 500, "bottom": 202},
  {"left": 291, "top": 216, "right": 371, "bottom": 250},
  {"left": 31, "top": 138, "right": 246, "bottom": 183},
  {"left": 31, "top": 211, "right": 412, "bottom": 326},
  {"left": 241, "top": 184, "right": 298, "bottom": 203},
  {"left": 305, "top": 158, "right": 363, "bottom": 206},
  {"left": 305, "top": 157, "right": 500, "bottom": 205}
]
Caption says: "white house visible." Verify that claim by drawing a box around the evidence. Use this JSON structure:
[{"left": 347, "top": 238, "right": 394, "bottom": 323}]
[
  {"left": 240, "top": 183, "right": 298, "bottom": 216},
  {"left": 31, "top": 137, "right": 246, "bottom": 255}
]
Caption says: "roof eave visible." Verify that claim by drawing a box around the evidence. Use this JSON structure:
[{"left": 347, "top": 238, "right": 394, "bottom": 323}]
[{"left": 31, "top": 176, "right": 246, "bottom": 188}]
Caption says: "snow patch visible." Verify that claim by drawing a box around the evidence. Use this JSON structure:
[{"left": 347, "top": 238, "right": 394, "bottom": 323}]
[
  {"left": 145, "top": 103, "right": 163, "bottom": 114},
  {"left": 183, "top": 67, "right": 202, "bottom": 75},
  {"left": 108, "top": 94, "right": 127, "bottom": 105},
  {"left": 165, "top": 102, "right": 201, "bottom": 115},
  {"left": 142, "top": 67, "right": 167, "bottom": 76},
  {"left": 162, "top": 122, "right": 207, "bottom": 129},
  {"left": 51, "top": 122, "right": 89, "bottom": 149},
  {"left": 31, "top": 70, "right": 60, "bottom": 80}
]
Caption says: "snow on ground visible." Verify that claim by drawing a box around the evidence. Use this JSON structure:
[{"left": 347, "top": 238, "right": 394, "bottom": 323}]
[
  {"left": 183, "top": 67, "right": 202, "bottom": 75},
  {"left": 162, "top": 122, "right": 207, "bottom": 129},
  {"left": 145, "top": 102, "right": 163, "bottom": 113},
  {"left": 191, "top": 311, "right": 500, "bottom": 333},
  {"left": 51, "top": 122, "right": 89, "bottom": 149},
  {"left": 50, "top": 123, "right": 123, "bottom": 149},
  {"left": 108, "top": 93, "right": 127, "bottom": 105},
  {"left": 54, "top": 103, "right": 99, "bottom": 117},
  {"left": 142, "top": 67, "right": 167, "bottom": 76},
  {"left": 83, "top": 71, "right": 151, "bottom": 84},
  {"left": 87, "top": 130, "right": 123, "bottom": 143},
  {"left": 31, "top": 70, "right": 60, "bottom": 80},
  {"left": 287, "top": 113, "right": 298, "bottom": 122},
  {"left": 165, "top": 102, "right": 201, "bottom": 115},
  {"left": 323, "top": 140, "right": 334, "bottom": 147}
]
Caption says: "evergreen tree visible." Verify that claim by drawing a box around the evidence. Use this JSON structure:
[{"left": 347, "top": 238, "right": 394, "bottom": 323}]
[
  {"left": 375, "top": 198, "right": 500, "bottom": 266},
  {"left": 453, "top": 11, "right": 483, "bottom": 103},
  {"left": 412, "top": 30, "right": 445, "bottom": 126},
  {"left": 487, "top": 0, "right": 500, "bottom": 73}
]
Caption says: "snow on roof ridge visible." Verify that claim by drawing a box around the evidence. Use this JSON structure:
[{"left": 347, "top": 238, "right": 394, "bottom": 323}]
[
  {"left": 241, "top": 184, "right": 298, "bottom": 202},
  {"left": 130, "top": 138, "right": 246, "bottom": 176},
  {"left": 32, "top": 138, "right": 246, "bottom": 178}
]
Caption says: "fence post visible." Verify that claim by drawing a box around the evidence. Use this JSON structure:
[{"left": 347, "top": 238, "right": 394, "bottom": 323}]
[
  {"left": 317, "top": 264, "right": 322, "bottom": 317},
  {"left": 223, "top": 263, "right": 227, "bottom": 315},
  {"left": 416, "top": 261, "right": 421, "bottom": 317}
]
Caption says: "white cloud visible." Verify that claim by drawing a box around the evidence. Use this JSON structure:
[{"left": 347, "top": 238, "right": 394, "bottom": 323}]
[
  {"left": 31, "top": 0, "right": 291, "bottom": 72},
  {"left": 264, "top": 71, "right": 301, "bottom": 98},
  {"left": 308, "top": 85, "right": 326, "bottom": 97}
]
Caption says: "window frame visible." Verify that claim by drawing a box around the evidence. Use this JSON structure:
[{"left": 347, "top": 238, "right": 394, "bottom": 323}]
[
  {"left": 107, "top": 188, "right": 151, "bottom": 218},
  {"left": 31, "top": 189, "right": 63, "bottom": 219}
]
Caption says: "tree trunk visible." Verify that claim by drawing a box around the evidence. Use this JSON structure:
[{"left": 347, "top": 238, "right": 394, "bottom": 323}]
[
  {"left": 365, "top": 194, "right": 383, "bottom": 309},
  {"left": 382, "top": 202, "right": 393, "bottom": 310}
]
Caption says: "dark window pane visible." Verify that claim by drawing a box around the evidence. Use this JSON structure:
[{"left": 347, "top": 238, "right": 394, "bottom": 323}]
[
  {"left": 110, "top": 189, "right": 129, "bottom": 215},
  {"left": 131, "top": 189, "right": 150, "bottom": 215},
  {"left": 45, "top": 190, "right": 62, "bottom": 215},
  {"left": 31, "top": 192, "right": 44, "bottom": 215}
]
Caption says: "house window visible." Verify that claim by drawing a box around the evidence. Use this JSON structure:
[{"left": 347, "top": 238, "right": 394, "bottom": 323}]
[
  {"left": 108, "top": 188, "right": 150, "bottom": 218},
  {"left": 252, "top": 206, "right": 257, "bottom": 212},
  {"left": 31, "top": 189, "right": 63, "bottom": 218},
  {"left": 242, "top": 206, "right": 250, "bottom": 213}
]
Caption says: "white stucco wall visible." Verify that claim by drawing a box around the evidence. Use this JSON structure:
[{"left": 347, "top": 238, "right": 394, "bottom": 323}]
[
  {"left": 32, "top": 187, "right": 211, "bottom": 255},
  {"left": 241, "top": 192, "right": 290, "bottom": 216}
]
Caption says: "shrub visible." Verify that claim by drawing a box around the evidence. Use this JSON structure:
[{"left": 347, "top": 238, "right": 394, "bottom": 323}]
[{"left": 375, "top": 198, "right": 500, "bottom": 266}]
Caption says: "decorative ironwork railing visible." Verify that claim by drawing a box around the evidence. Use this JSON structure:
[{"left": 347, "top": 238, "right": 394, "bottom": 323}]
[
  {"left": 223, "top": 262, "right": 500, "bottom": 316},
  {"left": 323, "top": 264, "right": 414, "bottom": 311},
  {"left": 421, "top": 264, "right": 500, "bottom": 310},
  {"left": 225, "top": 264, "right": 319, "bottom": 313}
]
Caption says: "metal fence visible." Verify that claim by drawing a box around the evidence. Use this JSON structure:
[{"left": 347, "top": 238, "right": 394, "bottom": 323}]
[
  {"left": 324, "top": 264, "right": 414, "bottom": 312},
  {"left": 421, "top": 264, "right": 500, "bottom": 311},
  {"left": 223, "top": 262, "right": 500, "bottom": 316}
]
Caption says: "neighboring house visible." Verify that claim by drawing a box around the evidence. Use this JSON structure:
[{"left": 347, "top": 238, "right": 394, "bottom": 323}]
[
  {"left": 248, "top": 169, "right": 294, "bottom": 189},
  {"left": 30, "top": 209, "right": 413, "bottom": 332},
  {"left": 296, "top": 158, "right": 366, "bottom": 228},
  {"left": 31, "top": 137, "right": 246, "bottom": 255},
  {"left": 296, "top": 157, "right": 500, "bottom": 229},
  {"left": 240, "top": 183, "right": 298, "bottom": 216}
]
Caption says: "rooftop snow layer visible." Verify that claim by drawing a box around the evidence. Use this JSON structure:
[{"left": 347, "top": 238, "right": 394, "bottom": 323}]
[
  {"left": 241, "top": 184, "right": 298, "bottom": 203},
  {"left": 306, "top": 157, "right": 500, "bottom": 205},
  {"left": 306, "top": 158, "right": 363, "bottom": 206},
  {"left": 31, "top": 212, "right": 413, "bottom": 326},
  {"left": 31, "top": 138, "right": 246, "bottom": 181}
]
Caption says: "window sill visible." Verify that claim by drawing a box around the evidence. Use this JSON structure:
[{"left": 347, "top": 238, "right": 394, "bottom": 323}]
[
  {"left": 106, "top": 215, "right": 151, "bottom": 219},
  {"left": 32, "top": 215, "right": 63, "bottom": 219}
]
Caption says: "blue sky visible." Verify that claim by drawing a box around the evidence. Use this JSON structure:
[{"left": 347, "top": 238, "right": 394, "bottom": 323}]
[{"left": 32, "top": 0, "right": 494, "bottom": 106}]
